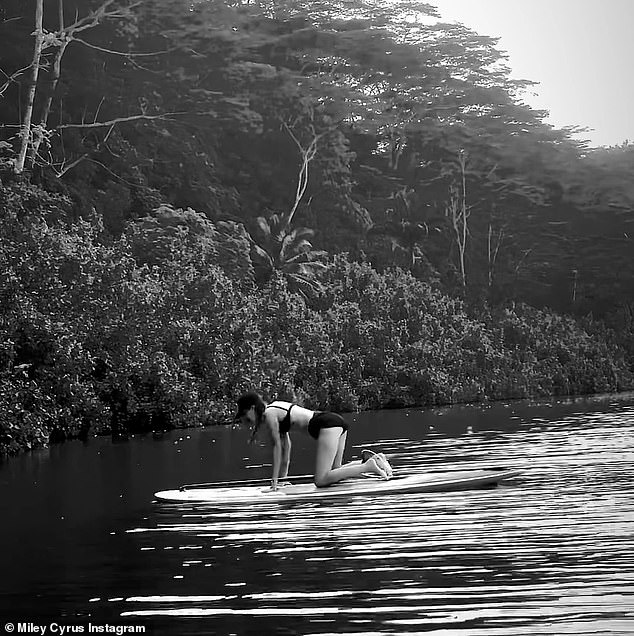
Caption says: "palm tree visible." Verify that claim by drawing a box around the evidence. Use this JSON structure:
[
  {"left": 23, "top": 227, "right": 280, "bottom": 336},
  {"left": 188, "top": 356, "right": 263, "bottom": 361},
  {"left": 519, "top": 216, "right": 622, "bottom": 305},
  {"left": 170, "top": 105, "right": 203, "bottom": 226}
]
[
  {"left": 250, "top": 213, "right": 327, "bottom": 297},
  {"left": 367, "top": 187, "right": 440, "bottom": 275}
]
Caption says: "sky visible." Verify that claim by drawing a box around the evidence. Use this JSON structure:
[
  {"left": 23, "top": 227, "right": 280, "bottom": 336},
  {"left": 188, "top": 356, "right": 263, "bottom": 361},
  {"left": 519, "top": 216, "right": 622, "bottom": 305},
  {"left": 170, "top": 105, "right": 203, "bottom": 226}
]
[{"left": 427, "top": 0, "right": 634, "bottom": 147}]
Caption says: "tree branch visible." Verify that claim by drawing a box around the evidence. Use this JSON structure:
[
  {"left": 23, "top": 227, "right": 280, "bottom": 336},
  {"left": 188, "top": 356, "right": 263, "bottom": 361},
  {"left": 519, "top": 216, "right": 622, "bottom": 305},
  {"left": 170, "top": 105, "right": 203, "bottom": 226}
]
[
  {"left": 53, "top": 122, "right": 117, "bottom": 177},
  {"left": 63, "top": 0, "right": 142, "bottom": 36},
  {"left": 57, "top": 112, "right": 188, "bottom": 129},
  {"left": 83, "top": 157, "right": 146, "bottom": 187},
  {"left": 0, "top": 65, "right": 32, "bottom": 99},
  {"left": 55, "top": 151, "right": 90, "bottom": 177},
  {"left": 73, "top": 37, "right": 173, "bottom": 57},
  {"left": 282, "top": 118, "right": 327, "bottom": 229}
]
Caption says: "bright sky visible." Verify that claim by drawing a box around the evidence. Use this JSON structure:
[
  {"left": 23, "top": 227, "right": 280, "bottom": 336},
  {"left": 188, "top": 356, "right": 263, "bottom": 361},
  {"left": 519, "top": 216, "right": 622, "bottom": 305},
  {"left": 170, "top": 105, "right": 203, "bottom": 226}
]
[{"left": 428, "top": 0, "right": 634, "bottom": 147}]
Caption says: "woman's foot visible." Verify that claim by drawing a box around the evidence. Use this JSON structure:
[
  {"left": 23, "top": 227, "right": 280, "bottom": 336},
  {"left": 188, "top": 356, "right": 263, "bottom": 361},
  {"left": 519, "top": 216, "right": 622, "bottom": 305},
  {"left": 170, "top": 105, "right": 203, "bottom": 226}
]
[
  {"left": 361, "top": 450, "right": 393, "bottom": 478},
  {"left": 363, "top": 457, "right": 389, "bottom": 480}
]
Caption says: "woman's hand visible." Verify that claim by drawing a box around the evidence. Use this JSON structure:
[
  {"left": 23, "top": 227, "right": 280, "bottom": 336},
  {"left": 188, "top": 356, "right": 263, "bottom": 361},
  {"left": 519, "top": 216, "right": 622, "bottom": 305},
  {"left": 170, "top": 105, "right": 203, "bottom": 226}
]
[{"left": 267, "top": 481, "right": 291, "bottom": 491}]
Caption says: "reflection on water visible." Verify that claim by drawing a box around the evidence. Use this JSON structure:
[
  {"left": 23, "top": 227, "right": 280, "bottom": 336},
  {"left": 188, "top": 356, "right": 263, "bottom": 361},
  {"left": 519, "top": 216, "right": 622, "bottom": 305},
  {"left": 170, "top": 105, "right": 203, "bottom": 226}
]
[{"left": 1, "top": 396, "right": 634, "bottom": 634}]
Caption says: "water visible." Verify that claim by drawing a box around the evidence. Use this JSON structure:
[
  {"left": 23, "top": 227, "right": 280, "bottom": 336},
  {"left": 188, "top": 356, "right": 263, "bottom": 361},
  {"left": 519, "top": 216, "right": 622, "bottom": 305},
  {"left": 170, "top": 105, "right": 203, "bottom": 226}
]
[{"left": 1, "top": 395, "right": 634, "bottom": 635}]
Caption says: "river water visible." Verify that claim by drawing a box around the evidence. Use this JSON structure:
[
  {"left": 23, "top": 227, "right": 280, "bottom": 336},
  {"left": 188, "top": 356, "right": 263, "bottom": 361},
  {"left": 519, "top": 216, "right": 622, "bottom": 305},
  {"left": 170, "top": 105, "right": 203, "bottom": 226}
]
[{"left": 1, "top": 394, "right": 634, "bottom": 635}]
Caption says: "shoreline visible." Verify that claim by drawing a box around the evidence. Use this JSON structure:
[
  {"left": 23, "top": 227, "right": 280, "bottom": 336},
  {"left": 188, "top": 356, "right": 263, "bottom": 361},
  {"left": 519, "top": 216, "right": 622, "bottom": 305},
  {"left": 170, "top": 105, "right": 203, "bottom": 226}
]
[{"left": 4, "top": 388, "right": 633, "bottom": 460}]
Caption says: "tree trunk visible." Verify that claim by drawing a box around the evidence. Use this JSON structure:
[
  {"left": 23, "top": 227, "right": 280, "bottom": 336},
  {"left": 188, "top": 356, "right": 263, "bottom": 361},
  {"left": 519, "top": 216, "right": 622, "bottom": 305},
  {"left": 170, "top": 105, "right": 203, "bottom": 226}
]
[
  {"left": 459, "top": 153, "right": 467, "bottom": 288},
  {"left": 446, "top": 150, "right": 469, "bottom": 290},
  {"left": 14, "top": 0, "right": 44, "bottom": 174},
  {"left": 487, "top": 220, "right": 503, "bottom": 289},
  {"left": 283, "top": 117, "right": 323, "bottom": 230},
  {"left": 29, "top": 0, "right": 69, "bottom": 167}
]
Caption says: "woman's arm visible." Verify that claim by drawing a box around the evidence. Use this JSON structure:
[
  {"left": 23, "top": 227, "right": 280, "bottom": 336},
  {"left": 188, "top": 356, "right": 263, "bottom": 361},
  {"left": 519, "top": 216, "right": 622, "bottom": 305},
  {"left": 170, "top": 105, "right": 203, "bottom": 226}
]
[
  {"left": 265, "top": 411, "right": 283, "bottom": 490},
  {"left": 271, "top": 439, "right": 282, "bottom": 489},
  {"left": 280, "top": 433, "right": 292, "bottom": 479}
]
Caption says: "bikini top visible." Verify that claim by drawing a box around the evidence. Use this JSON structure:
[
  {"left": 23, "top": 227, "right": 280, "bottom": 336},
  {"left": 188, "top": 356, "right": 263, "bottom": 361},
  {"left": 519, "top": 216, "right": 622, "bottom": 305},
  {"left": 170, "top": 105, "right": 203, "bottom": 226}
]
[{"left": 266, "top": 402, "right": 296, "bottom": 434}]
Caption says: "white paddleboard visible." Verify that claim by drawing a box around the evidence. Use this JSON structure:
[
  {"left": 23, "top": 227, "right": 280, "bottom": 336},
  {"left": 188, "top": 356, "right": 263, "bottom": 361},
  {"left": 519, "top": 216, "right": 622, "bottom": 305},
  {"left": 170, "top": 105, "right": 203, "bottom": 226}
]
[{"left": 154, "top": 468, "right": 520, "bottom": 504}]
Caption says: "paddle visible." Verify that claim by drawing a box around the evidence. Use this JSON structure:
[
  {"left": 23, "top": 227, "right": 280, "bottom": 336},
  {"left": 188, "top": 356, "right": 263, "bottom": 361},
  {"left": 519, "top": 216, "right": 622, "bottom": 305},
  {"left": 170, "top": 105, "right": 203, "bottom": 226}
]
[{"left": 179, "top": 473, "right": 314, "bottom": 491}]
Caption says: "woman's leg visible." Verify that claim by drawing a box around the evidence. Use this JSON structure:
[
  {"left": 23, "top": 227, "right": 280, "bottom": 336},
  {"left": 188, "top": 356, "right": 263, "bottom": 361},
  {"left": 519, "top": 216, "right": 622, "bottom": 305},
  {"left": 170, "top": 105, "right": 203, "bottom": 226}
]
[
  {"left": 332, "top": 430, "right": 347, "bottom": 469},
  {"left": 314, "top": 428, "right": 387, "bottom": 487}
]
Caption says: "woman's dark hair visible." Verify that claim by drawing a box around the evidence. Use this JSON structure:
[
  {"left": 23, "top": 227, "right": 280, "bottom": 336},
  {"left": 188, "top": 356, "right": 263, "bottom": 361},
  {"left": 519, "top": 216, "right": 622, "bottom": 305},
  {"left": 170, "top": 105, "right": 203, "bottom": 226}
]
[
  {"left": 236, "top": 392, "right": 266, "bottom": 425},
  {"left": 236, "top": 392, "right": 266, "bottom": 444}
]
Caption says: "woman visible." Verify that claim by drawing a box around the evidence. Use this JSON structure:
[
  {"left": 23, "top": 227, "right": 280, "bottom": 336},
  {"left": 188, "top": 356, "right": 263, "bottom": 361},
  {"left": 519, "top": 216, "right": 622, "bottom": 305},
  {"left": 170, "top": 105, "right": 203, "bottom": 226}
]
[{"left": 235, "top": 392, "right": 392, "bottom": 490}]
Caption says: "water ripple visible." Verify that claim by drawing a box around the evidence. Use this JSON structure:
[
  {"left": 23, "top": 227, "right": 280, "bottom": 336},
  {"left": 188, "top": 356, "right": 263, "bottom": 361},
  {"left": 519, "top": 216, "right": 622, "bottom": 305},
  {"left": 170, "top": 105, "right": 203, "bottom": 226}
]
[{"left": 117, "top": 404, "right": 634, "bottom": 634}]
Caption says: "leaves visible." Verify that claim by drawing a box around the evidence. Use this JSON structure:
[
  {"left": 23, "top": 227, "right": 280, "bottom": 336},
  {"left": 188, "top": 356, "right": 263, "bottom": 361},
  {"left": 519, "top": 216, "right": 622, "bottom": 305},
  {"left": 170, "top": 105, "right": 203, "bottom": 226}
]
[
  {"left": 2, "top": 0, "right": 634, "bottom": 455},
  {"left": 250, "top": 213, "right": 327, "bottom": 297},
  {"left": 1, "top": 182, "right": 632, "bottom": 456}
]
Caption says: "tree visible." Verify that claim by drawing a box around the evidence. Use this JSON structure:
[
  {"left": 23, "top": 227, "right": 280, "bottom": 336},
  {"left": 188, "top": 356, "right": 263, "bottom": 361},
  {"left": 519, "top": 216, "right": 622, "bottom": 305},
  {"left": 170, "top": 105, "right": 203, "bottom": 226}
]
[
  {"left": 443, "top": 149, "right": 469, "bottom": 290},
  {"left": 13, "top": 0, "right": 44, "bottom": 174},
  {"left": 4, "top": 0, "right": 147, "bottom": 175},
  {"left": 251, "top": 213, "right": 327, "bottom": 297}
]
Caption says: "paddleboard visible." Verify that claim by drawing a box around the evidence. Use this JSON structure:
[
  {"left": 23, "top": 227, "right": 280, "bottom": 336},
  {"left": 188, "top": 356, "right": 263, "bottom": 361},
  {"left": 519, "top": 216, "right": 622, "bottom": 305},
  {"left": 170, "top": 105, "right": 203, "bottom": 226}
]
[{"left": 154, "top": 468, "right": 520, "bottom": 504}]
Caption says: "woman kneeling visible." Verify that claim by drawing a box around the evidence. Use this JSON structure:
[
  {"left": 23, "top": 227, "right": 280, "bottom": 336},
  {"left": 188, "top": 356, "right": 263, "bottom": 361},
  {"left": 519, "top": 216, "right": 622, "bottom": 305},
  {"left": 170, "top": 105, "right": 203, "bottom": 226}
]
[{"left": 235, "top": 392, "right": 392, "bottom": 490}]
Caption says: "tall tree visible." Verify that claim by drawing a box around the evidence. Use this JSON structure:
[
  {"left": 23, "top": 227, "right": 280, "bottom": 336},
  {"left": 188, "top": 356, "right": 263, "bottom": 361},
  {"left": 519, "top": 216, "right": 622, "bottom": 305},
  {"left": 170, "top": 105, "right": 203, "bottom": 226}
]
[{"left": 14, "top": 0, "right": 44, "bottom": 174}]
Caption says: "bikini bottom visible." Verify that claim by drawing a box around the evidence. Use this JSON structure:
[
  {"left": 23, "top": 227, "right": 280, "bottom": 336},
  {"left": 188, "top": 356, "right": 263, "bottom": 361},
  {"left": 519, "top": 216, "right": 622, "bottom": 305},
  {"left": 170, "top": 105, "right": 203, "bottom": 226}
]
[{"left": 307, "top": 411, "right": 348, "bottom": 440}]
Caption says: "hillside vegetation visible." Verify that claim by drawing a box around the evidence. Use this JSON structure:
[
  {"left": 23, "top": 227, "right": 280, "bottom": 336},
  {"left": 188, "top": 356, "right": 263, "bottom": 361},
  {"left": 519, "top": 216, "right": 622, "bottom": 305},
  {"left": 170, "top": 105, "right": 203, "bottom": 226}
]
[{"left": 1, "top": 0, "right": 633, "bottom": 454}]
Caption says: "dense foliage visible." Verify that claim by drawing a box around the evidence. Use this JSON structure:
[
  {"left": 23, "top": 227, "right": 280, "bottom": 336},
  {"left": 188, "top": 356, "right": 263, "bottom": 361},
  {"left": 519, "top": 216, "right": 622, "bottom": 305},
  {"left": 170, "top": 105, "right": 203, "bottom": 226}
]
[
  {"left": 1, "top": 182, "right": 632, "bottom": 454},
  {"left": 1, "top": 0, "right": 633, "bottom": 454}
]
